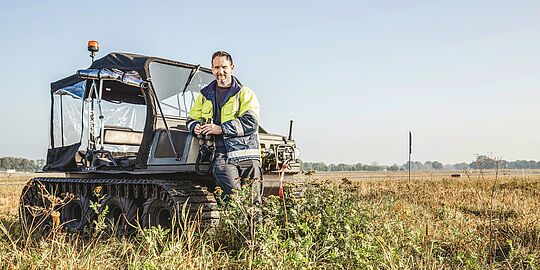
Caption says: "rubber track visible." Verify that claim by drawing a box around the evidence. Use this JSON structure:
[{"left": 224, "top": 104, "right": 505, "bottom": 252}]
[{"left": 21, "top": 177, "right": 219, "bottom": 228}]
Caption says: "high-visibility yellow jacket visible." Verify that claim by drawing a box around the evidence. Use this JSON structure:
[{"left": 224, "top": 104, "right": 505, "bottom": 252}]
[{"left": 187, "top": 77, "right": 260, "bottom": 164}]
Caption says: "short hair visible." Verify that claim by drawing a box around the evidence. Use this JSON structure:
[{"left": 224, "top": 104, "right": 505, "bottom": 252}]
[{"left": 211, "top": 51, "right": 234, "bottom": 66}]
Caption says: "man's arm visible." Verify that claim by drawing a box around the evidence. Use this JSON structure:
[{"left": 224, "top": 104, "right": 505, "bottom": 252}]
[
  {"left": 221, "top": 88, "right": 260, "bottom": 138},
  {"left": 186, "top": 94, "right": 205, "bottom": 135}
]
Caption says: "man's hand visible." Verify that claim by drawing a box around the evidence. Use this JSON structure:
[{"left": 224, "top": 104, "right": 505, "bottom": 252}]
[
  {"left": 194, "top": 124, "right": 202, "bottom": 135},
  {"left": 201, "top": 124, "right": 223, "bottom": 135}
]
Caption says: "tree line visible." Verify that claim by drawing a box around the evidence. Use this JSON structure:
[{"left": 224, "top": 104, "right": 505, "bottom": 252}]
[
  {"left": 0, "top": 157, "right": 46, "bottom": 172},
  {"left": 301, "top": 155, "right": 540, "bottom": 172},
  {"left": 2, "top": 155, "right": 538, "bottom": 172},
  {"left": 467, "top": 155, "right": 540, "bottom": 170}
]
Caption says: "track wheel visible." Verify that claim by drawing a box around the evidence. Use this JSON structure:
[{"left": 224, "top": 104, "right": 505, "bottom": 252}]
[
  {"left": 101, "top": 196, "right": 140, "bottom": 235},
  {"left": 61, "top": 194, "right": 94, "bottom": 232},
  {"left": 141, "top": 196, "right": 173, "bottom": 229},
  {"left": 19, "top": 182, "right": 50, "bottom": 232}
]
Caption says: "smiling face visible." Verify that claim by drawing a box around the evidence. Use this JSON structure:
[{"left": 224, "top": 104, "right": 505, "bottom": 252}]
[{"left": 211, "top": 56, "right": 235, "bottom": 88}]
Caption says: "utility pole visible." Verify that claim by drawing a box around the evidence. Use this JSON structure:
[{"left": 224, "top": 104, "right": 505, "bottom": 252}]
[{"left": 408, "top": 131, "right": 412, "bottom": 183}]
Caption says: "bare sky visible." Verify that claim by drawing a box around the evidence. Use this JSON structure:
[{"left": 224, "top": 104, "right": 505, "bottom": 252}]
[{"left": 0, "top": 0, "right": 539, "bottom": 165}]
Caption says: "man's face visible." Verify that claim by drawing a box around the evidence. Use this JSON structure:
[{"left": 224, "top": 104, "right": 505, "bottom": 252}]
[{"left": 211, "top": 56, "right": 234, "bottom": 87}]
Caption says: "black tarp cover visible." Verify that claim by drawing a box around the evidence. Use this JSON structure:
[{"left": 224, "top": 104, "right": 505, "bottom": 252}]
[
  {"left": 43, "top": 142, "right": 81, "bottom": 171},
  {"left": 50, "top": 52, "right": 211, "bottom": 93}
]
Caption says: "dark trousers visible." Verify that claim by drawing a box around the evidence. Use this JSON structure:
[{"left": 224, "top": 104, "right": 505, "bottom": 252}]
[{"left": 212, "top": 151, "right": 263, "bottom": 204}]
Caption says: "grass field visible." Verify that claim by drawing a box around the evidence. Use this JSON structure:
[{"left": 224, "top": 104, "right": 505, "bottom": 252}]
[{"left": 1, "top": 171, "right": 539, "bottom": 269}]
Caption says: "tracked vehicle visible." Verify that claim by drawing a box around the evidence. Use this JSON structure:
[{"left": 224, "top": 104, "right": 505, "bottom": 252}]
[{"left": 20, "top": 42, "right": 300, "bottom": 232}]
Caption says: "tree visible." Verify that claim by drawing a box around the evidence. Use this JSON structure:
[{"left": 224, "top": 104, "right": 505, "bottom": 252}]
[
  {"left": 454, "top": 162, "right": 469, "bottom": 170},
  {"left": 35, "top": 159, "right": 46, "bottom": 171},
  {"left": 0, "top": 157, "right": 38, "bottom": 172},
  {"left": 388, "top": 164, "right": 400, "bottom": 171},
  {"left": 432, "top": 161, "right": 443, "bottom": 170},
  {"left": 353, "top": 163, "right": 363, "bottom": 171}
]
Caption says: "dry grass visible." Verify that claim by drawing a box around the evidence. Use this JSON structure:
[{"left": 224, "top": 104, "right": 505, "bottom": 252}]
[
  {"left": 0, "top": 173, "right": 61, "bottom": 218},
  {"left": 0, "top": 184, "right": 25, "bottom": 220},
  {"left": 0, "top": 171, "right": 539, "bottom": 269},
  {"left": 310, "top": 171, "right": 540, "bottom": 268}
]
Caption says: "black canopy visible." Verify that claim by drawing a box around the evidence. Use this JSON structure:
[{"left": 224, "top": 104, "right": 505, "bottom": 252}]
[{"left": 50, "top": 52, "right": 211, "bottom": 93}]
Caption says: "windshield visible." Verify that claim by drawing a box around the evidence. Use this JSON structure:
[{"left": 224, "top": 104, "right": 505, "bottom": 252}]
[{"left": 148, "top": 62, "right": 214, "bottom": 117}]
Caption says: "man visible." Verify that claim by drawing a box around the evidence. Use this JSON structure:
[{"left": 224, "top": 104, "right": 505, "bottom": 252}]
[{"left": 187, "top": 51, "right": 262, "bottom": 203}]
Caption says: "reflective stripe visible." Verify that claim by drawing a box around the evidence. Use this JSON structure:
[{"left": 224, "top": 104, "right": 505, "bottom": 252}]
[
  {"left": 187, "top": 121, "right": 197, "bottom": 131},
  {"left": 234, "top": 93, "right": 240, "bottom": 117},
  {"left": 227, "top": 148, "right": 260, "bottom": 159},
  {"left": 231, "top": 119, "right": 244, "bottom": 136}
]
